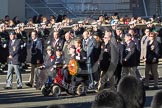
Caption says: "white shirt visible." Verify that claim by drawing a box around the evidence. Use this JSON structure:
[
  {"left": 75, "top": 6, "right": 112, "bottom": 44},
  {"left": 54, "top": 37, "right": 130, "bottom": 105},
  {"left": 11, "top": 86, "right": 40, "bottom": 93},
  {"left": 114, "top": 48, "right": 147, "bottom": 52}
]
[{"left": 11, "top": 39, "right": 15, "bottom": 45}]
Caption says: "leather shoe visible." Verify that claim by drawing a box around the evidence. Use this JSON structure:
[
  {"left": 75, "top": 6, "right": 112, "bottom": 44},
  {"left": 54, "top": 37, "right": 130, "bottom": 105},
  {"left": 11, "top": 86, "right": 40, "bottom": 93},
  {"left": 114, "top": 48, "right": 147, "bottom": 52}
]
[
  {"left": 17, "top": 86, "right": 22, "bottom": 89},
  {"left": 152, "top": 86, "right": 159, "bottom": 90},
  {"left": 4, "top": 87, "right": 12, "bottom": 90},
  {"left": 144, "top": 86, "right": 149, "bottom": 90},
  {"left": 25, "top": 83, "right": 32, "bottom": 87}
]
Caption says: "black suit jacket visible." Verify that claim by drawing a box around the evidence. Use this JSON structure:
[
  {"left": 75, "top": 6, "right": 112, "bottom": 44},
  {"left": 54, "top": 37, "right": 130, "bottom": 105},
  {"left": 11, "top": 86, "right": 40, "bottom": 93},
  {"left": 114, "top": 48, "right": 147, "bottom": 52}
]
[
  {"left": 99, "top": 42, "right": 111, "bottom": 71},
  {"left": 8, "top": 39, "right": 21, "bottom": 65},
  {"left": 75, "top": 48, "right": 87, "bottom": 69},
  {"left": 132, "top": 37, "right": 141, "bottom": 64},
  {"left": 31, "top": 38, "right": 43, "bottom": 64},
  {"left": 146, "top": 40, "right": 159, "bottom": 64},
  {"left": 50, "top": 38, "right": 64, "bottom": 51},
  {"left": 54, "top": 56, "right": 65, "bottom": 68},
  {"left": 122, "top": 40, "right": 137, "bottom": 67},
  {"left": 118, "top": 42, "right": 125, "bottom": 64}
]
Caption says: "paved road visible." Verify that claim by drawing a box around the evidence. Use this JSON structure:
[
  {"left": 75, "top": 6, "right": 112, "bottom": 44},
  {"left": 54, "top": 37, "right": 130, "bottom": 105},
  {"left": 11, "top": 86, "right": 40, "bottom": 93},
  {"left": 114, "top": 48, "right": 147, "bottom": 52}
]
[
  {"left": 0, "top": 66, "right": 162, "bottom": 108},
  {"left": 0, "top": 86, "right": 161, "bottom": 108}
]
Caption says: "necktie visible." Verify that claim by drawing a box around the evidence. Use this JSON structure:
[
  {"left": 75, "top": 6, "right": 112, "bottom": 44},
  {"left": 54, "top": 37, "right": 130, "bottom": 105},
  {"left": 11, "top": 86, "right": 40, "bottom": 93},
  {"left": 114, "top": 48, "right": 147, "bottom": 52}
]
[
  {"left": 11, "top": 40, "right": 14, "bottom": 46},
  {"left": 83, "top": 39, "right": 87, "bottom": 51},
  {"left": 53, "top": 40, "right": 56, "bottom": 47},
  {"left": 33, "top": 41, "right": 36, "bottom": 48},
  {"left": 143, "top": 36, "right": 147, "bottom": 44}
]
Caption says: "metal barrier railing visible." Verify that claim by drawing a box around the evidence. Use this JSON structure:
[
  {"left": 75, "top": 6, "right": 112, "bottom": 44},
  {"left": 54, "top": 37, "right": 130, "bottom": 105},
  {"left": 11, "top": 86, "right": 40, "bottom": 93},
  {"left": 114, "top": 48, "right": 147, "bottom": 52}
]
[{"left": 5, "top": 23, "right": 162, "bottom": 33}]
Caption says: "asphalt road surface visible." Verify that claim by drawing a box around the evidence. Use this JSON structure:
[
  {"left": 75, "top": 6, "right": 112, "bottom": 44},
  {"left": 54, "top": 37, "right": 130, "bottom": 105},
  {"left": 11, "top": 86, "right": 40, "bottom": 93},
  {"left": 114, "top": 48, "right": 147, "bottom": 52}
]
[{"left": 0, "top": 66, "right": 162, "bottom": 108}]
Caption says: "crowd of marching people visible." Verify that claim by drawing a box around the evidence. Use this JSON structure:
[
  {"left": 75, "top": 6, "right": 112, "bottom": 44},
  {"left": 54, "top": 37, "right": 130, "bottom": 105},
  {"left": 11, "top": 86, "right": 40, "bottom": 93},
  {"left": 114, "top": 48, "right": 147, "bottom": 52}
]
[{"left": 0, "top": 13, "right": 162, "bottom": 107}]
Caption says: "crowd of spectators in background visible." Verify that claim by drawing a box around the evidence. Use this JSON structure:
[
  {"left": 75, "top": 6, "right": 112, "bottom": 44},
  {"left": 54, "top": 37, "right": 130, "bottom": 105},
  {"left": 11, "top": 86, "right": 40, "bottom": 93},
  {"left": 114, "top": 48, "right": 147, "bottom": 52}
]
[
  {"left": 1, "top": 13, "right": 162, "bottom": 108},
  {"left": 1, "top": 13, "right": 162, "bottom": 28}
]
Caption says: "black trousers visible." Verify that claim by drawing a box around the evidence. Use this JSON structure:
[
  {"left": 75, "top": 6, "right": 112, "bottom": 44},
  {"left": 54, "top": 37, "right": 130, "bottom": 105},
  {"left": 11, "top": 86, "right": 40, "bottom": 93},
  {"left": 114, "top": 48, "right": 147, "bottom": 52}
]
[{"left": 114, "top": 63, "right": 122, "bottom": 85}]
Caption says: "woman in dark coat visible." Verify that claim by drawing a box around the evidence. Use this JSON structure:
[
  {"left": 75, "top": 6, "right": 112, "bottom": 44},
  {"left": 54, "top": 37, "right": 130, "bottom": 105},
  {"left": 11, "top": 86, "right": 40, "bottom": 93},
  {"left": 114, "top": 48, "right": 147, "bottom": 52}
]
[{"left": 145, "top": 32, "right": 159, "bottom": 89}]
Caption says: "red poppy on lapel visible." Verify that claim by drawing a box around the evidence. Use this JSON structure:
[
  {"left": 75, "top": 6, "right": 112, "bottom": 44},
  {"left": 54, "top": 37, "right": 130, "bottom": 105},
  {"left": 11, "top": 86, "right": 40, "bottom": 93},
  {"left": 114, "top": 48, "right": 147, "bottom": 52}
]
[
  {"left": 76, "top": 48, "right": 81, "bottom": 53},
  {"left": 50, "top": 55, "right": 55, "bottom": 60}
]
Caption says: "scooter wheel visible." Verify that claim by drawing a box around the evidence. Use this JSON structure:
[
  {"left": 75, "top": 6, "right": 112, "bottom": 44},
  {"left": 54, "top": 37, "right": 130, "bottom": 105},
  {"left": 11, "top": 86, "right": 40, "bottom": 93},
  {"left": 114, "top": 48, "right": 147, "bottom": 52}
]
[
  {"left": 41, "top": 85, "right": 50, "bottom": 96},
  {"left": 52, "top": 85, "right": 61, "bottom": 97},
  {"left": 76, "top": 83, "right": 87, "bottom": 96}
]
